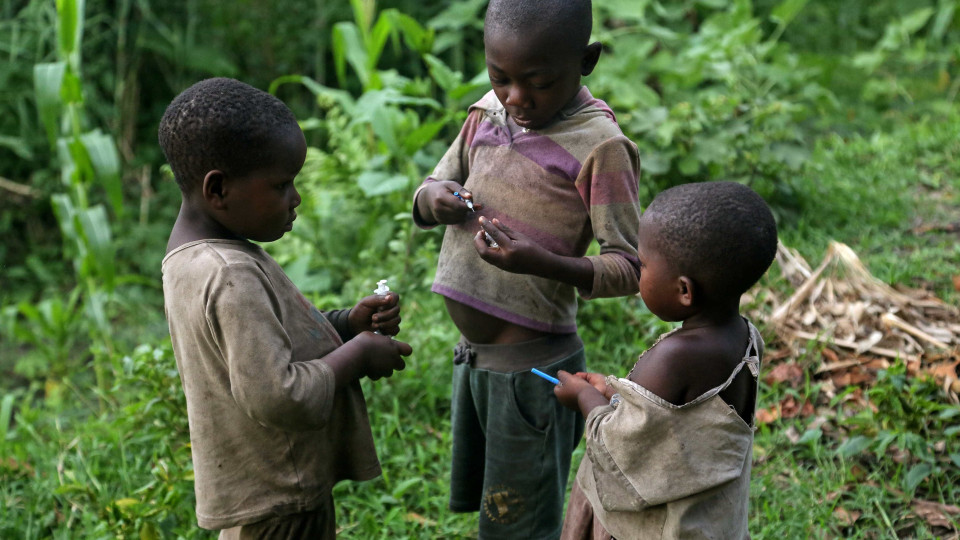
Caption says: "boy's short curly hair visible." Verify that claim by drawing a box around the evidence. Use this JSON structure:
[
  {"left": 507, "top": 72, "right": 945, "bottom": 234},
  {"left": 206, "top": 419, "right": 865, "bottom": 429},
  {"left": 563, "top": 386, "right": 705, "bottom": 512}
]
[
  {"left": 158, "top": 77, "right": 299, "bottom": 192},
  {"left": 485, "top": 0, "right": 593, "bottom": 51},
  {"left": 645, "top": 181, "right": 778, "bottom": 299}
]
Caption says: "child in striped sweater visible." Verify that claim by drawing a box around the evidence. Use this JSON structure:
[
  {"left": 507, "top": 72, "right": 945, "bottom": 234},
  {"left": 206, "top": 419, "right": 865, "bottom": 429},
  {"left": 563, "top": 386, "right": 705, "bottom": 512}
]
[{"left": 412, "top": 1, "right": 643, "bottom": 537}]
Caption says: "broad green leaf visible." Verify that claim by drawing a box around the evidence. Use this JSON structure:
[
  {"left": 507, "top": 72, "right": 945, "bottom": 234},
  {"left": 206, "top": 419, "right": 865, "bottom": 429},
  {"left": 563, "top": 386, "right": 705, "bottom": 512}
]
[
  {"left": 692, "top": 135, "right": 730, "bottom": 164},
  {"left": 796, "top": 429, "right": 822, "bottom": 445},
  {"left": 770, "top": 143, "right": 810, "bottom": 170},
  {"left": 835, "top": 435, "right": 872, "bottom": 458},
  {"left": 0, "top": 392, "right": 15, "bottom": 448},
  {"left": 423, "top": 54, "right": 461, "bottom": 92},
  {"left": 332, "top": 22, "right": 370, "bottom": 89},
  {"left": 368, "top": 13, "right": 394, "bottom": 68},
  {"left": 77, "top": 204, "right": 115, "bottom": 287},
  {"left": 639, "top": 151, "right": 672, "bottom": 175},
  {"left": 84, "top": 288, "right": 109, "bottom": 335},
  {"left": 51, "top": 193, "right": 78, "bottom": 243},
  {"left": 931, "top": 2, "right": 956, "bottom": 42},
  {"left": 448, "top": 70, "right": 491, "bottom": 100},
  {"left": 55, "top": 0, "right": 83, "bottom": 59},
  {"left": 81, "top": 130, "right": 123, "bottom": 216},
  {"left": 65, "top": 137, "right": 95, "bottom": 191},
  {"left": 678, "top": 154, "right": 700, "bottom": 175},
  {"left": 268, "top": 75, "right": 356, "bottom": 115},
  {"left": 403, "top": 117, "right": 449, "bottom": 154},
  {"left": 950, "top": 453, "right": 960, "bottom": 468},
  {"left": 904, "top": 463, "right": 933, "bottom": 491},
  {"left": 357, "top": 171, "right": 409, "bottom": 197},
  {"left": 370, "top": 107, "right": 400, "bottom": 155},
  {"left": 0, "top": 134, "right": 34, "bottom": 160},
  {"left": 33, "top": 62, "right": 66, "bottom": 148},
  {"left": 389, "top": 11, "right": 433, "bottom": 54},
  {"left": 901, "top": 8, "right": 935, "bottom": 36},
  {"left": 770, "top": 0, "right": 808, "bottom": 28}
]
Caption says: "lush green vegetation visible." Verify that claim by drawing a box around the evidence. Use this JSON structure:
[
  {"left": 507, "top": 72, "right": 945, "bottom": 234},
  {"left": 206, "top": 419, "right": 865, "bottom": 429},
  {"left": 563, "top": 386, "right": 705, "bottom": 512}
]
[{"left": 1, "top": 0, "right": 958, "bottom": 537}]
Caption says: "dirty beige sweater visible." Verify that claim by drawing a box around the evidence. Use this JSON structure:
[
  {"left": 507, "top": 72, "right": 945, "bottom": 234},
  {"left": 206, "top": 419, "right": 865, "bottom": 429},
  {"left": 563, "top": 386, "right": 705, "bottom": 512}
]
[
  {"left": 575, "top": 322, "right": 763, "bottom": 539},
  {"left": 162, "top": 239, "right": 380, "bottom": 529}
]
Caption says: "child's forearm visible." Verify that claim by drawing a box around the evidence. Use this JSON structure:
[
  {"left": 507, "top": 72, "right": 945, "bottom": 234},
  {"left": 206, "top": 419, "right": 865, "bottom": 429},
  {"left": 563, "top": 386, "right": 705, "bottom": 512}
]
[
  {"left": 534, "top": 251, "right": 594, "bottom": 292},
  {"left": 577, "top": 388, "right": 611, "bottom": 418},
  {"left": 319, "top": 339, "right": 368, "bottom": 387}
]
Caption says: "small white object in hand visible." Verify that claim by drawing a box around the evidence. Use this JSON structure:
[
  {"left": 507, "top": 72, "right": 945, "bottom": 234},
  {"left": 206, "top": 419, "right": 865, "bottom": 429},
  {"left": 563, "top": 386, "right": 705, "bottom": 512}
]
[
  {"left": 373, "top": 279, "right": 389, "bottom": 335},
  {"left": 484, "top": 232, "right": 499, "bottom": 249}
]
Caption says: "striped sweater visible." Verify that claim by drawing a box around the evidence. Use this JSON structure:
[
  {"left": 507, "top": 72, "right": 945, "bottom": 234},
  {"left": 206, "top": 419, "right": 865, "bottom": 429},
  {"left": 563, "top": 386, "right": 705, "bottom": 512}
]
[{"left": 416, "top": 87, "right": 642, "bottom": 333}]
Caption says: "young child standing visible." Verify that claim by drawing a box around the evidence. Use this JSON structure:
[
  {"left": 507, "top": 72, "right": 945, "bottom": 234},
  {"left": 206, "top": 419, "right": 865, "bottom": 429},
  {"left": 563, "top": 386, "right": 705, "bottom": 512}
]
[
  {"left": 159, "top": 77, "right": 412, "bottom": 538},
  {"left": 554, "top": 181, "right": 779, "bottom": 540},
  {"left": 412, "top": 0, "right": 642, "bottom": 537}
]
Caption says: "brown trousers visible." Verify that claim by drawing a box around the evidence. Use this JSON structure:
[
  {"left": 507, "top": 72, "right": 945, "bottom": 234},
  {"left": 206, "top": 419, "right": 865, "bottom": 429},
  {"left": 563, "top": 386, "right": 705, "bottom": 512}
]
[{"left": 218, "top": 493, "right": 335, "bottom": 540}]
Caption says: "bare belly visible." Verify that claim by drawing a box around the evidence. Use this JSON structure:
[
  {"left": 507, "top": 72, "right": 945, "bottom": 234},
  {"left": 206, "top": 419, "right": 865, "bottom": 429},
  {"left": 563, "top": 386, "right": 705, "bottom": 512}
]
[{"left": 444, "top": 297, "right": 550, "bottom": 344}]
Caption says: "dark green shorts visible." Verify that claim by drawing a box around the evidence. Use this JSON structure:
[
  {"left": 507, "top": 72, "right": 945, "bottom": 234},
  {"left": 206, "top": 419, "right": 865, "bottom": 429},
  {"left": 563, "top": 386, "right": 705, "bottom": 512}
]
[{"left": 450, "top": 333, "right": 586, "bottom": 540}]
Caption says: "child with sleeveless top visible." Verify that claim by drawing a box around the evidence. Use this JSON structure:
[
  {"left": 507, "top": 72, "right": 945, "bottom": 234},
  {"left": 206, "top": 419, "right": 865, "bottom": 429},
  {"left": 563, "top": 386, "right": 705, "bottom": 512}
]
[{"left": 554, "top": 181, "right": 778, "bottom": 540}]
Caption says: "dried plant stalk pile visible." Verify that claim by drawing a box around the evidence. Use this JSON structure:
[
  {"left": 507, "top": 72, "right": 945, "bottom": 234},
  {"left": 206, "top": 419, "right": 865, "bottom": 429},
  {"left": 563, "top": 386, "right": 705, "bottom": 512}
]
[{"left": 765, "top": 241, "right": 960, "bottom": 399}]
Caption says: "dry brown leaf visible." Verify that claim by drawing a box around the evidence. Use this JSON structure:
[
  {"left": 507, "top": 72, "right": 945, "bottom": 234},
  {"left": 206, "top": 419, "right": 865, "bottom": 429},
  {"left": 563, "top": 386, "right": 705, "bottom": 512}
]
[
  {"left": 764, "top": 362, "right": 804, "bottom": 386},
  {"left": 830, "top": 369, "right": 875, "bottom": 387},
  {"left": 778, "top": 396, "right": 815, "bottom": 419},
  {"left": 926, "top": 357, "right": 960, "bottom": 387},
  {"left": 755, "top": 407, "right": 779, "bottom": 424},
  {"left": 911, "top": 499, "right": 960, "bottom": 530},
  {"left": 833, "top": 507, "right": 861, "bottom": 526},
  {"left": 405, "top": 513, "right": 438, "bottom": 527},
  {"left": 953, "top": 275, "right": 960, "bottom": 292}
]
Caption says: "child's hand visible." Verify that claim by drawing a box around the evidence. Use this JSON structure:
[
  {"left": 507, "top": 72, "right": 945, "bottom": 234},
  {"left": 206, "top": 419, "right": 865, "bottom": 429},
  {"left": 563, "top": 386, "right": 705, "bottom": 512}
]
[
  {"left": 349, "top": 292, "right": 401, "bottom": 336},
  {"left": 579, "top": 371, "right": 610, "bottom": 397},
  {"left": 554, "top": 370, "right": 610, "bottom": 416},
  {"left": 356, "top": 332, "right": 412, "bottom": 380},
  {"left": 474, "top": 217, "right": 547, "bottom": 274},
  {"left": 418, "top": 181, "right": 482, "bottom": 225}
]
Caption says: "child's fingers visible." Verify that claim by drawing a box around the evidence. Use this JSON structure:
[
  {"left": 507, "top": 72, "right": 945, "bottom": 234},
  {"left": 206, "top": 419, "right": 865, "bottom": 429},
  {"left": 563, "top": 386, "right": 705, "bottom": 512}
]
[
  {"left": 393, "top": 339, "right": 413, "bottom": 356},
  {"left": 479, "top": 216, "right": 507, "bottom": 242}
]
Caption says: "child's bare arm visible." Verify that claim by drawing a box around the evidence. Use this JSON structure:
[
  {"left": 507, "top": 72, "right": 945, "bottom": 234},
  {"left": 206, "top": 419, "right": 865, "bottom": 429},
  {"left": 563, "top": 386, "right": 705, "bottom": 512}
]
[
  {"left": 554, "top": 370, "right": 610, "bottom": 417},
  {"left": 475, "top": 217, "right": 594, "bottom": 291},
  {"left": 414, "top": 180, "right": 482, "bottom": 226},
  {"left": 321, "top": 333, "right": 412, "bottom": 385}
]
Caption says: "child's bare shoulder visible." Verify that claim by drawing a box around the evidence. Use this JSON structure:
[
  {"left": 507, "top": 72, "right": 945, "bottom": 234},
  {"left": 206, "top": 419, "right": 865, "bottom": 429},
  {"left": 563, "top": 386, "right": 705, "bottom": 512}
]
[{"left": 628, "top": 327, "right": 744, "bottom": 405}]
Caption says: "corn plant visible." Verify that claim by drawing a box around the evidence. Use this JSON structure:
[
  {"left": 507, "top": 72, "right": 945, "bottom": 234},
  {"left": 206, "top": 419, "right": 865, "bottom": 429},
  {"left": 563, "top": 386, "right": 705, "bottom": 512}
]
[{"left": 27, "top": 0, "right": 123, "bottom": 397}]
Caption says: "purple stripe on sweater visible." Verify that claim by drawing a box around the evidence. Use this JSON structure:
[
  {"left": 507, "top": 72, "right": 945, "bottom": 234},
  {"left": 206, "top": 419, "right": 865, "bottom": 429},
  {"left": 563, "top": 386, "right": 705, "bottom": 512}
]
[
  {"left": 582, "top": 97, "right": 617, "bottom": 123},
  {"left": 511, "top": 134, "right": 582, "bottom": 183},
  {"left": 432, "top": 284, "right": 578, "bottom": 334},
  {"left": 617, "top": 252, "right": 642, "bottom": 278},
  {"left": 485, "top": 210, "right": 579, "bottom": 257},
  {"left": 471, "top": 121, "right": 511, "bottom": 148},
  {"left": 578, "top": 170, "right": 640, "bottom": 206}
]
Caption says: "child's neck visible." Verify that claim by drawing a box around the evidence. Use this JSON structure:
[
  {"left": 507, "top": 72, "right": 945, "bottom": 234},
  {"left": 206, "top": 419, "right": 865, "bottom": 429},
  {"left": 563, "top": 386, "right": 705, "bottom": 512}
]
[
  {"left": 679, "top": 299, "right": 743, "bottom": 331},
  {"left": 167, "top": 200, "right": 243, "bottom": 253}
]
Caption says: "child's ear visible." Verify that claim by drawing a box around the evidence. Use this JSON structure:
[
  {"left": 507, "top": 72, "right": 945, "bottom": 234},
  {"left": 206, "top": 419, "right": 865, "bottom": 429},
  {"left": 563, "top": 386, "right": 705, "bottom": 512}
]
[
  {"left": 678, "top": 276, "right": 695, "bottom": 307},
  {"left": 581, "top": 42, "right": 603, "bottom": 76},
  {"left": 202, "top": 170, "right": 228, "bottom": 209}
]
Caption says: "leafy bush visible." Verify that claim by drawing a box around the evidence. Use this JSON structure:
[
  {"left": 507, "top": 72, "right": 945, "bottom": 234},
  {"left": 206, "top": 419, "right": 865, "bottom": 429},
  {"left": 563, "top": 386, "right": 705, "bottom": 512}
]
[{"left": 589, "top": 0, "right": 836, "bottom": 215}]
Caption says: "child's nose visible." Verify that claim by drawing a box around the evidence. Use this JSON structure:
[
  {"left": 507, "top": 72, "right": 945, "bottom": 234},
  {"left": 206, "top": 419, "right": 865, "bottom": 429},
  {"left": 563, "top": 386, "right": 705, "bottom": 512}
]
[
  {"left": 504, "top": 85, "right": 531, "bottom": 108},
  {"left": 290, "top": 186, "right": 301, "bottom": 208}
]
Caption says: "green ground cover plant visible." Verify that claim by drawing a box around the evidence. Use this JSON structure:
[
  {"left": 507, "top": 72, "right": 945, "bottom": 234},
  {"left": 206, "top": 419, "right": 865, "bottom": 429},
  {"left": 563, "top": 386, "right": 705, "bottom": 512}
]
[{"left": 1, "top": 0, "right": 958, "bottom": 537}]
